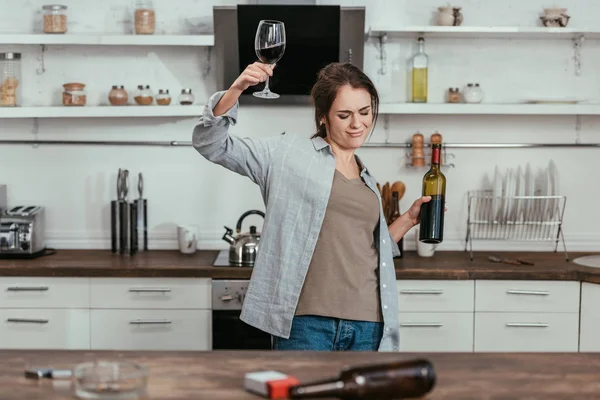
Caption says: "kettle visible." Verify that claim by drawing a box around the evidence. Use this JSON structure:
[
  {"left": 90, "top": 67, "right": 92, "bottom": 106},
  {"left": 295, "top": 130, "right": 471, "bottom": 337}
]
[{"left": 222, "top": 210, "right": 265, "bottom": 266}]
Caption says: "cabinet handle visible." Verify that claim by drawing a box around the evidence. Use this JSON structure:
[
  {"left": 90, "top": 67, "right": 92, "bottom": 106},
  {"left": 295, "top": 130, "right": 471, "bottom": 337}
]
[
  {"left": 7, "top": 286, "right": 49, "bottom": 292},
  {"left": 400, "top": 289, "right": 444, "bottom": 295},
  {"left": 129, "top": 319, "right": 172, "bottom": 325},
  {"left": 506, "top": 322, "right": 549, "bottom": 328},
  {"left": 128, "top": 288, "right": 171, "bottom": 293},
  {"left": 506, "top": 290, "right": 550, "bottom": 296},
  {"left": 6, "top": 318, "right": 49, "bottom": 324},
  {"left": 400, "top": 322, "right": 443, "bottom": 328}
]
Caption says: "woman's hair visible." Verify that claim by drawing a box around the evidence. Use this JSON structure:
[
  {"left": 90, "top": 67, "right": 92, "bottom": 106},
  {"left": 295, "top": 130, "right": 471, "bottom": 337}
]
[{"left": 310, "top": 62, "right": 379, "bottom": 139}]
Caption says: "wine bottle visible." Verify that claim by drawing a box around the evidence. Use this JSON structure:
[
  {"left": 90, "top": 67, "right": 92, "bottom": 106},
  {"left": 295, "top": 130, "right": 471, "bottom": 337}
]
[
  {"left": 390, "top": 191, "right": 403, "bottom": 258},
  {"left": 288, "top": 358, "right": 436, "bottom": 399},
  {"left": 419, "top": 143, "right": 446, "bottom": 244},
  {"left": 410, "top": 37, "right": 428, "bottom": 103}
]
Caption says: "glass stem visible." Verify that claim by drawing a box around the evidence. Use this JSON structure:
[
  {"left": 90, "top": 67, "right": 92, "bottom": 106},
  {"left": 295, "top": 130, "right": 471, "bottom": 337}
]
[{"left": 264, "top": 75, "right": 270, "bottom": 92}]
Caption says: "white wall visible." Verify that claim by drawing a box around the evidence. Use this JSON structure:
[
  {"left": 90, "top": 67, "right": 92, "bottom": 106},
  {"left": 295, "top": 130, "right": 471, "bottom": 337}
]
[{"left": 0, "top": 0, "right": 598, "bottom": 254}]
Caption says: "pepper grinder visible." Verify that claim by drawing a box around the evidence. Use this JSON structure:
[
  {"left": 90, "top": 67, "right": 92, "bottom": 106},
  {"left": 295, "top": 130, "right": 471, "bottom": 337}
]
[
  {"left": 412, "top": 132, "right": 425, "bottom": 167},
  {"left": 430, "top": 132, "right": 443, "bottom": 166}
]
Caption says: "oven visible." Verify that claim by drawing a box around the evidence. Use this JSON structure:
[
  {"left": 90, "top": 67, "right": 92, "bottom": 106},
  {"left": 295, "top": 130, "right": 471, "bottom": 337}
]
[{"left": 211, "top": 251, "right": 273, "bottom": 350}]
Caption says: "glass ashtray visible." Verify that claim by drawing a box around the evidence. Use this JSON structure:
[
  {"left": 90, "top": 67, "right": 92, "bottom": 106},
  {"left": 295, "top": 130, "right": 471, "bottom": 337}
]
[{"left": 73, "top": 360, "right": 148, "bottom": 399}]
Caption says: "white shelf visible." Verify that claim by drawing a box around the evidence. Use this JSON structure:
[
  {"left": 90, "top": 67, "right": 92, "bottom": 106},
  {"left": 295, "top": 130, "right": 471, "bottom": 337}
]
[
  {"left": 368, "top": 26, "right": 599, "bottom": 39},
  {"left": 378, "top": 103, "right": 600, "bottom": 115},
  {"left": 0, "top": 106, "right": 203, "bottom": 118},
  {"left": 0, "top": 34, "right": 214, "bottom": 46}
]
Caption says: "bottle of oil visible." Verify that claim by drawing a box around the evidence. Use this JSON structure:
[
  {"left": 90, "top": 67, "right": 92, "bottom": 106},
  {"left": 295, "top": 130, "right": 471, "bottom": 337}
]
[{"left": 411, "top": 37, "right": 428, "bottom": 103}]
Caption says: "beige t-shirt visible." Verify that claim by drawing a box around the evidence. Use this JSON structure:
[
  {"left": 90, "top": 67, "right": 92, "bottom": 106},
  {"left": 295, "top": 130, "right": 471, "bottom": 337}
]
[{"left": 295, "top": 169, "right": 382, "bottom": 322}]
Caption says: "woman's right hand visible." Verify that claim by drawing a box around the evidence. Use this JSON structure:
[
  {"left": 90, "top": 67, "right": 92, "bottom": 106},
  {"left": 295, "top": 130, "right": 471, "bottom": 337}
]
[{"left": 230, "top": 62, "right": 274, "bottom": 92}]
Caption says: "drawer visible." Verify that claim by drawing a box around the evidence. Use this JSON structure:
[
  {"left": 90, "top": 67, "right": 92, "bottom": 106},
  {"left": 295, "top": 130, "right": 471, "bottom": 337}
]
[
  {"left": 398, "top": 312, "right": 473, "bottom": 352},
  {"left": 397, "top": 280, "right": 474, "bottom": 312},
  {"left": 0, "top": 308, "right": 90, "bottom": 349},
  {"left": 90, "top": 309, "right": 211, "bottom": 350},
  {"left": 579, "top": 282, "right": 600, "bottom": 352},
  {"left": 90, "top": 278, "right": 211, "bottom": 309},
  {"left": 474, "top": 312, "right": 579, "bottom": 352},
  {"left": 475, "top": 280, "right": 580, "bottom": 313},
  {"left": 0, "top": 277, "right": 89, "bottom": 308}
]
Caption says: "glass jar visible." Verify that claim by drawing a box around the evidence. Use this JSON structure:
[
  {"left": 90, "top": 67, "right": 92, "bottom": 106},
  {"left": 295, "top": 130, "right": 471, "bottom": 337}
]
[
  {"left": 447, "top": 87, "right": 461, "bottom": 103},
  {"left": 156, "top": 89, "right": 171, "bottom": 105},
  {"left": 0, "top": 53, "right": 21, "bottom": 107},
  {"left": 134, "top": 0, "right": 155, "bottom": 35},
  {"left": 179, "top": 88, "right": 195, "bottom": 105},
  {"left": 463, "top": 83, "right": 484, "bottom": 103},
  {"left": 42, "top": 4, "right": 68, "bottom": 34},
  {"left": 109, "top": 85, "right": 129, "bottom": 106},
  {"left": 62, "top": 83, "right": 86, "bottom": 106},
  {"left": 134, "top": 85, "right": 154, "bottom": 105}
]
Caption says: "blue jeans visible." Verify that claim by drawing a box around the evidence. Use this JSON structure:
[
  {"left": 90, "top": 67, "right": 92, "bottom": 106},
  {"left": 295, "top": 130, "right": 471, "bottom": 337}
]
[{"left": 272, "top": 315, "right": 383, "bottom": 351}]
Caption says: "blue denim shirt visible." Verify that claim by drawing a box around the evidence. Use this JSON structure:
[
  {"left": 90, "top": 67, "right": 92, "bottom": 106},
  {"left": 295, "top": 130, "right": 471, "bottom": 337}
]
[{"left": 192, "top": 91, "right": 400, "bottom": 351}]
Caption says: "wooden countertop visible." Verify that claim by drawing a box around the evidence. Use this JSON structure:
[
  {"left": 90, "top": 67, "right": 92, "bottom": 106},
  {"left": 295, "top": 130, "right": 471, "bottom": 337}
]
[
  {"left": 3, "top": 350, "right": 600, "bottom": 399},
  {"left": 1, "top": 249, "right": 600, "bottom": 283}
]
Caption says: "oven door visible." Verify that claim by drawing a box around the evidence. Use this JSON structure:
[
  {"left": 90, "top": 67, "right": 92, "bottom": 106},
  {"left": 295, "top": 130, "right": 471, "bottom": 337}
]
[{"left": 212, "top": 310, "right": 272, "bottom": 350}]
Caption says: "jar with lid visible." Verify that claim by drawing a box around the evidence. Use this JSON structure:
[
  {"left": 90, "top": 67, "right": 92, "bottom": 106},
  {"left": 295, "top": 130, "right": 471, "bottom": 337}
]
[
  {"left": 156, "top": 89, "right": 171, "bottom": 106},
  {"left": 134, "top": 0, "right": 155, "bottom": 34},
  {"left": 134, "top": 85, "right": 154, "bottom": 105},
  {"left": 463, "top": 83, "right": 484, "bottom": 103},
  {"left": 0, "top": 53, "right": 21, "bottom": 107},
  {"left": 447, "top": 87, "right": 461, "bottom": 103},
  {"left": 109, "top": 85, "right": 129, "bottom": 106},
  {"left": 42, "top": 5, "right": 68, "bottom": 33},
  {"left": 62, "top": 83, "right": 86, "bottom": 106},
  {"left": 179, "top": 89, "right": 195, "bottom": 105}
]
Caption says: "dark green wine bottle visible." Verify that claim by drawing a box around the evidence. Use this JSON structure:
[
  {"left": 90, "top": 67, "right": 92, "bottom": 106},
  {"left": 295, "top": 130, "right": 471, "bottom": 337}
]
[{"left": 419, "top": 143, "right": 446, "bottom": 244}]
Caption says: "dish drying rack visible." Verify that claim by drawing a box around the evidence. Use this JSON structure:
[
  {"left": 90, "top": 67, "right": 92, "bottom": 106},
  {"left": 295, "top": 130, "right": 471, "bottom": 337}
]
[{"left": 465, "top": 190, "right": 568, "bottom": 261}]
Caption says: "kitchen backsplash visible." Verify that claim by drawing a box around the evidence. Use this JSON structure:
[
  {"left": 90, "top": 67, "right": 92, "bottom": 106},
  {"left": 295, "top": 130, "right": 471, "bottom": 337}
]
[{"left": 0, "top": 0, "right": 598, "bottom": 252}]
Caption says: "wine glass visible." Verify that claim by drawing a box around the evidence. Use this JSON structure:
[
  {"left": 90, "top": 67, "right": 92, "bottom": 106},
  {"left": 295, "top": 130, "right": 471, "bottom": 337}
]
[{"left": 253, "top": 20, "right": 286, "bottom": 99}]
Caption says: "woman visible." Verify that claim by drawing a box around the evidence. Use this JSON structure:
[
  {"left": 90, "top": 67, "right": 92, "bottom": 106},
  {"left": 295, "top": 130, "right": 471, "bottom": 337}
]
[{"left": 193, "top": 62, "right": 430, "bottom": 352}]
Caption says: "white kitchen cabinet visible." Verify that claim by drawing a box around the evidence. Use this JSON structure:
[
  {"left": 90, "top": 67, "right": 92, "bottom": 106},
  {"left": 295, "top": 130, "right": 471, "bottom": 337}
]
[
  {"left": 398, "top": 312, "right": 473, "bottom": 352},
  {"left": 579, "top": 282, "right": 600, "bottom": 352},
  {"left": 396, "top": 280, "right": 475, "bottom": 352},
  {"left": 0, "top": 308, "right": 90, "bottom": 349},
  {"left": 90, "top": 278, "right": 211, "bottom": 309},
  {"left": 90, "top": 309, "right": 211, "bottom": 351},
  {"left": 0, "top": 277, "right": 90, "bottom": 309},
  {"left": 474, "top": 312, "right": 579, "bottom": 352},
  {"left": 475, "top": 280, "right": 580, "bottom": 313}
]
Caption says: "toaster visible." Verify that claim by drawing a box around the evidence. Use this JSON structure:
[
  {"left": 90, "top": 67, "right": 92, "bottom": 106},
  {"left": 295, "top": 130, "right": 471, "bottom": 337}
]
[{"left": 0, "top": 206, "right": 46, "bottom": 259}]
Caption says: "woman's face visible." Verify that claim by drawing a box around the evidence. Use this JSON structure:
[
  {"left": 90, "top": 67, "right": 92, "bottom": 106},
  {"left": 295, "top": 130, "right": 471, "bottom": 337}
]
[{"left": 322, "top": 85, "right": 373, "bottom": 151}]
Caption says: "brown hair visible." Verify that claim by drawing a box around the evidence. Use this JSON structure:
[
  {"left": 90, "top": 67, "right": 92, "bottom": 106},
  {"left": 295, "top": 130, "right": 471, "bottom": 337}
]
[{"left": 310, "top": 62, "right": 379, "bottom": 139}]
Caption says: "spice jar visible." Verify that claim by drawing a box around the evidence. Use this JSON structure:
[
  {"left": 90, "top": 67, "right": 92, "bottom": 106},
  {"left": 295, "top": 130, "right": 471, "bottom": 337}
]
[
  {"left": 62, "top": 83, "right": 86, "bottom": 106},
  {"left": 0, "top": 53, "right": 21, "bottom": 107},
  {"left": 411, "top": 132, "right": 425, "bottom": 167},
  {"left": 156, "top": 89, "right": 171, "bottom": 105},
  {"left": 447, "top": 87, "right": 461, "bottom": 103},
  {"left": 42, "top": 4, "right": 68, "bottom": 34},
  {"left": 134, "top": 0, "right": 155, "bottom": 35},
  {"left": 134, "top": 85, "right": 154, "bottom": 105},
  {"left": 109, "top": 85, "right": 128, "bottom": 106},
  {"left": 179, "top": 88, "right": 195, "bottom": 105}
]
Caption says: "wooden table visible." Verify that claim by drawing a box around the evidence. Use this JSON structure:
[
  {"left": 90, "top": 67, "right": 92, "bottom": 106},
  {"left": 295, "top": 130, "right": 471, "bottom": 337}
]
[{"left": 3, "top": 350, "right": 600, "bottom": 399}]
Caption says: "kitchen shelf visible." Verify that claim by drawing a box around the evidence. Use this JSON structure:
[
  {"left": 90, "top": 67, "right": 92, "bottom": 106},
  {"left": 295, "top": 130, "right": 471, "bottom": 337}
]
[
  {"left": 0, "top": 106, "right": 203, "bottom": 118},
  {"left": 0, "top": 34, "right": 214, "bottom": 46},
  {"left": 378, "top": 103, "right": 600, "bottom": 115},
  {"left": 368, "top": 26, "right": 598, "bottom": 40}
]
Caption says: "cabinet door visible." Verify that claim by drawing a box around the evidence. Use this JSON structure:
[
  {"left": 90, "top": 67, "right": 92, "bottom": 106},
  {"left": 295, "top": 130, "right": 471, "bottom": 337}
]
[
  {"left": 398, "top": 312, "right": 473, "bottom": 352},
  {"left": 90, "top": 309, "right": 211, "bottom": 350},
  {"left": 0, "top": 277, "right": 90, "bottom": 308},
  {"left": 396, "top": 280, "right": 474, "bottom": 312},
  {"left": 475, "top": 280, "right": 580, "bottom": 313},
  {"left": 474, "top": 312, "right": 579, "bottom": 352},
  {"left": 0, "top": 309, "right": 90, "bottom": 349},
  {"left": 580, "top": 282, "right": 600, "bottom": 352},
  {"left": 90, "top": 278, "right": 211, "bottom": 309}
]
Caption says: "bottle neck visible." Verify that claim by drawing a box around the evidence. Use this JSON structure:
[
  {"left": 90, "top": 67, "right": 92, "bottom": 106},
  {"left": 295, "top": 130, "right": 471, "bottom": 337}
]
[
  {"left": 289, "top": 380, "right": 344, "bottom": 398},
  {"left": 418, "top": 41, "right": 425, "bottom": 53},
  {"left": 431, "top": 146, "right": 441, "bottom": 170}
]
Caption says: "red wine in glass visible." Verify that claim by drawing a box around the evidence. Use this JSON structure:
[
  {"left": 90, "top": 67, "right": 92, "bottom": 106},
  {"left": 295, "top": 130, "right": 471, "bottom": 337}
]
[{"left": 253, "top": 20, "right": 286, "bottom": 99}]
